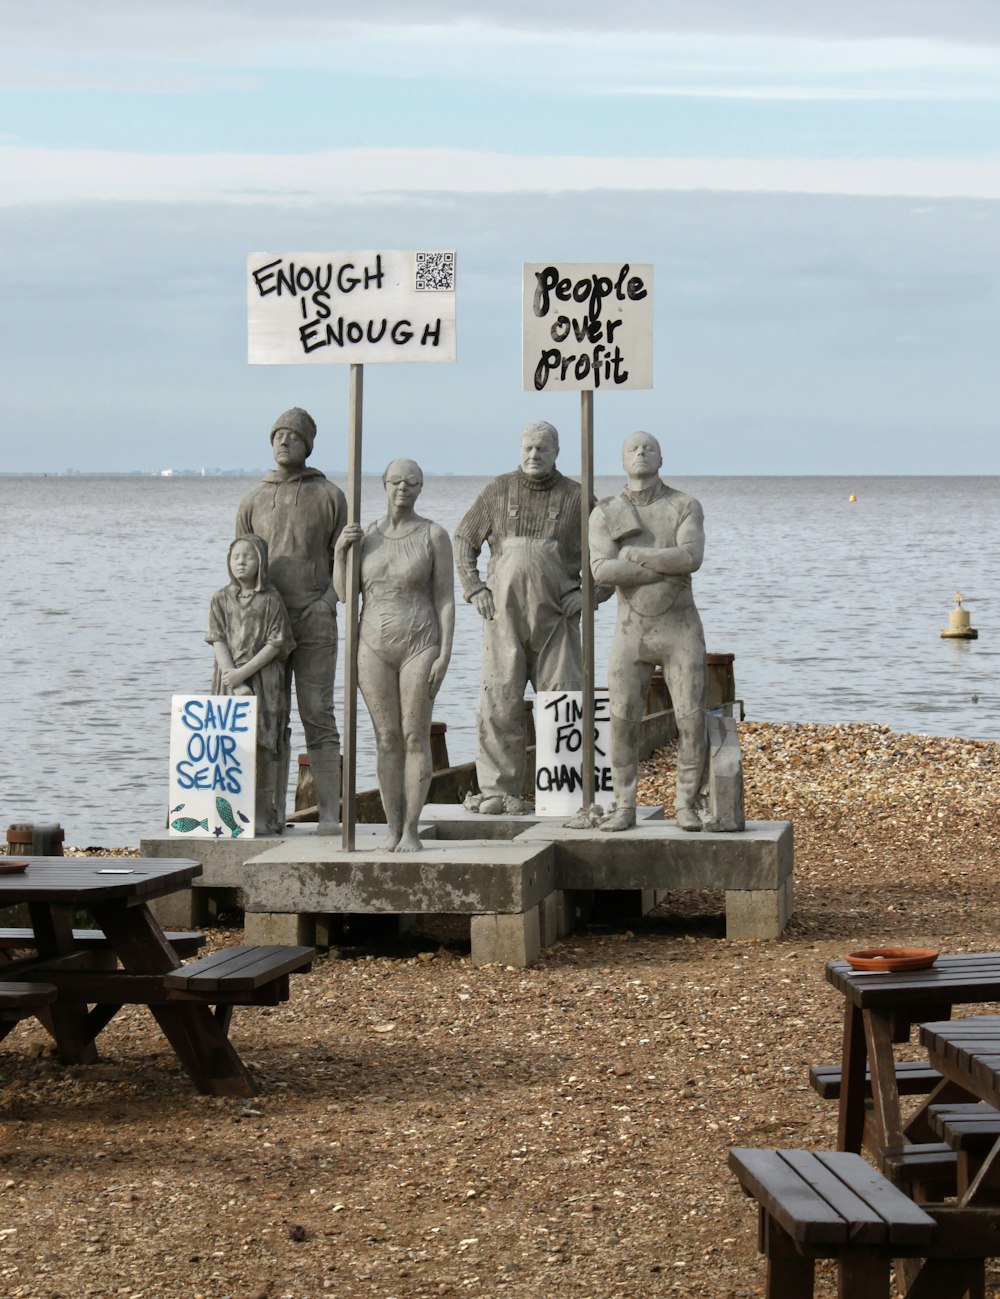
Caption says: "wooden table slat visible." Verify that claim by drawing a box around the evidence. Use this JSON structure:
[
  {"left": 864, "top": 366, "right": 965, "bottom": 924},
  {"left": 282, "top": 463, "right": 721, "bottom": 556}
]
[
  {"left": 729, "top": 1148, "right": 851, "bottom": 1244},
  {"left": 811, "top": 1151, "right": 939, "bottom": 1244},
  {"left": 779, "top": 1150, "right": 894, "bottom": 1243}
]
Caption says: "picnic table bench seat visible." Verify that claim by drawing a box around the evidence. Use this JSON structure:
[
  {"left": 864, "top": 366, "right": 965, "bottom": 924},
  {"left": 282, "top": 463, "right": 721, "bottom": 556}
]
[
  {"left": 809, "top": 1060, "right": 944, "bottom": 1100},
  {"left": 728, "top": 1147, "right": 938, "bottom": 1298},
  {"left": 0, "top": 982, "right": 57, "bottom": 1043},
  {"left": 878, "top": 1142, "right": 959, "bottom": 1199},
  {"left": 929, "top": 1102, "right": 1000, "bottom": 1153},
  {"left": 927, "top": 1101, "right": 1000, "bottom": 1198},
  {"left": 0, "top": 927, "right": 205, "bottom": 958},
  {"left": 164, "top": 945, "right": 314, "bottom": 1026}
]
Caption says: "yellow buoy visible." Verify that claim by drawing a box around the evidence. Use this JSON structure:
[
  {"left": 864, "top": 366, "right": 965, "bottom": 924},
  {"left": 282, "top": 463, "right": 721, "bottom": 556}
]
[
  {"left": 848, "top": 493, "right": 856, "bottom": 502},
  {"left": 941, "top": 592, "right": 978, "bottom": 640}
]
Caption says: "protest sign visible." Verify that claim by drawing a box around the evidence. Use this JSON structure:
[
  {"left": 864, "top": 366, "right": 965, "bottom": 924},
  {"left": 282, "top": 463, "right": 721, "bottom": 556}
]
[
  {"left": 168, "top": 695, "right": 257, "bottom": 839},
  {"left": 522, "top": 262, "right": 653, "bottom": 392},
  {"left": 248, "top": 250, "right": 457, "bottom": 364},
  {"left": 534, "top": 689, "right": 612, "bottom": 817}
]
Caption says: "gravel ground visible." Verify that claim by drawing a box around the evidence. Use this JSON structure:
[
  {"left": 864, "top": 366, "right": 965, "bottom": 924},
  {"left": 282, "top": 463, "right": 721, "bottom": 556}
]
[{"left": 3, "top": 720, "right": 1000, "bottom": 1298}]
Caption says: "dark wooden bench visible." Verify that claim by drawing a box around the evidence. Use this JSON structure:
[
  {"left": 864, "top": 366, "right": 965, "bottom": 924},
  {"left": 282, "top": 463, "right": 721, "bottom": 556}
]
[
  {"left": 0, "top": 982, "right": 57, "bottom": 1043},
  {"left": 879, "top": 1142, "right": 958, "bottom": 1199},
  {"left": 164, "top": 945, "right": 314, "bottom": 1030},
  {"left": 0, "top": 928, "right": 205, "bottom": 958},
  {"left": 928, "top": 1102, "right": 1000, "bottom": 1197},
  {"left": 809, "top": 1060, "right": 944, "bottom": 1100},
  {"left": 929, "top": 1102, "right": 1000, "bottom": 1152},
  {"left": 729, "top": 1147, "right": 938, "bottom": 1298}
]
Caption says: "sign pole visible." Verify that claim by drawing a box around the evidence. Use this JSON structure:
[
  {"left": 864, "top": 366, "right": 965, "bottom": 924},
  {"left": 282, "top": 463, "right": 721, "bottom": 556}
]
[
  {"left": 580, "top": 389, "right": 596, "bottom": 817},
  {"left": 341, "top": 362, "right": 364, "bottom": 851}
]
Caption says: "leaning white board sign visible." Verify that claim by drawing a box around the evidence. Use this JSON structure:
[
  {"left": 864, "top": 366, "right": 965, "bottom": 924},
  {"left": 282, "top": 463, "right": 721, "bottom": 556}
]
[
  {"left": 168, "top": 695, "right": 257, "bottom": 839},
  {"left": 248, "top": 250, "right": 457, "bottom": 364},
  {"left": 522, "top": 262, "right": 653, "bottom": 392},
  {"left": 534, "top": 689, "right": 613, "bottom": 817}
]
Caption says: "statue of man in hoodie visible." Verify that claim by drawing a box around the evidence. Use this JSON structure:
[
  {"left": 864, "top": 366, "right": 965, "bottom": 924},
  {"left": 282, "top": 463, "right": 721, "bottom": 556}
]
[{"left": 236, "top": 408, "right": 347, "bottom": 833}]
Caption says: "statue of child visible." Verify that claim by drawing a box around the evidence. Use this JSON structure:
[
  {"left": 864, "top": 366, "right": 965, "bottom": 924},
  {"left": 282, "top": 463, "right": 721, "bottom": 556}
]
[{"left": 206, "top": 534, "right": 296, "bottom": 835}]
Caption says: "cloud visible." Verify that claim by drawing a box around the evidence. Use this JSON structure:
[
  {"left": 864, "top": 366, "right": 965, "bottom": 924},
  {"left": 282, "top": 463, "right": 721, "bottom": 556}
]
[
  {"left": 2, "top": 188, "right": 997, "bottom": 476},
  {"left": 5, "top": 31, "right": 1000, "bottom": 110},
  {"left": 5, "top": 1, "right": 1000, "bottom": 50},
  {"left": 5, "top": 146, "right": 1000, "bottom": 205}
]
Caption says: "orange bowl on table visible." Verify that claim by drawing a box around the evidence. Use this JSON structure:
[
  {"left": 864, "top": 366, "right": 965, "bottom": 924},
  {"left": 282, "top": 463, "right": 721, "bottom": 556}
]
[{"left": 844, "top": 947, "right": 939, "bottom": 973}]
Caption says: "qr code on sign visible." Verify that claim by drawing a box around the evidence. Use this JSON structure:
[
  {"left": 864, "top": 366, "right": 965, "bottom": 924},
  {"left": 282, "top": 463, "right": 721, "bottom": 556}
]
[{"left": 414, "top": 251, "right": 455, "bottom": 292}]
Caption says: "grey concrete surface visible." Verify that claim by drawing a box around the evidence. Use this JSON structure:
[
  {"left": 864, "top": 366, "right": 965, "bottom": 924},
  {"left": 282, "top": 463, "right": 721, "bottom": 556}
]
[
  {"left": 517, "top": 819, "right": 792, "bottom": 893},
  {"left": 242, "top": 837, "right": 557, "bottom": 917},
  {"left": 142, "top": 812, "right": 793, "bottom": 964}
]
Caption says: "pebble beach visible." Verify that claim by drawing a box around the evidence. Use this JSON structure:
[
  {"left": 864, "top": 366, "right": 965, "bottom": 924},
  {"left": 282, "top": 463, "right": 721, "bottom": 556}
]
[{"left": 3, "top": 720, "right": 1000, "bottom": 1298}]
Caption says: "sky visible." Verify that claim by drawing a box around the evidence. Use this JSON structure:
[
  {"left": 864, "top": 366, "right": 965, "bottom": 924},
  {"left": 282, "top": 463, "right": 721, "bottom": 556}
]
[{"left": 2, "top": 1, "right": 999, "bottom": 475}]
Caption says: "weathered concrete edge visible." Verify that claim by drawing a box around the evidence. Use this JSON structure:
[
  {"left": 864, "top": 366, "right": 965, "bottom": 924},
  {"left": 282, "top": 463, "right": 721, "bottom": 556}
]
[{"left": 241, "top": 843, "right": 558, "bottom": 916}]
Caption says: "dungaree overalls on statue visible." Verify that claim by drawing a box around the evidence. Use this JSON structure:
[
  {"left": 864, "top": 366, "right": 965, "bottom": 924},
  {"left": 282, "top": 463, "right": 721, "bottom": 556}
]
[{"left": 476, "top": 477, "right": 583, "bottom": 804}]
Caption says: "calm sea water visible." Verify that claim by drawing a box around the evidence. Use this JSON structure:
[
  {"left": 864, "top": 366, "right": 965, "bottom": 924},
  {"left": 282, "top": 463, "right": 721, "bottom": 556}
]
[{"left": 2, "top": 475, "right": 997, "bottom": 846}]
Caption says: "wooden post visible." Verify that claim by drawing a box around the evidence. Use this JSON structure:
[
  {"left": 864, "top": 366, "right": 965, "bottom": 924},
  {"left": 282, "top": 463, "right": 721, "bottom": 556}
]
[
  {"left": 341, "top": 364, "right": 364, "bottom": 851},
  {"left": 580, "top": 389, "right": 596, "bottom": 814}
]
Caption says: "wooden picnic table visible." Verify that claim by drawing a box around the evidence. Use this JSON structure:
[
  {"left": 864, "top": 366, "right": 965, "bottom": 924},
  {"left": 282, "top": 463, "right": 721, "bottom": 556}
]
[
  {"left": 825, "top": 952, "right": 1000, "bottom": 1156},
  {"left": 0, "top": 856, "right": 304, "bottom": 1096},
  {"left": 921, "top": 1017, "right": 1000, "bottom": 1203}
]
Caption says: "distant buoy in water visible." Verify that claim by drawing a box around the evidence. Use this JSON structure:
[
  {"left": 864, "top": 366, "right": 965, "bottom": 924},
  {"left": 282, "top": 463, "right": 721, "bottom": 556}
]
[
  {"left": 941, "top": 591, "right": 978, "bottom": 640},
  {"left": 848, "top": 493, "right": 857, "bottom": 502}
]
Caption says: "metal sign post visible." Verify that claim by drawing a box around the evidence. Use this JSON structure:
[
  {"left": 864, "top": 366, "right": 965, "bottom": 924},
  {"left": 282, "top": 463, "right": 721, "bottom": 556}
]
[
  {"left": 521, "top": 261, "right": 654, "bottom": 823},
  {"left": 580, "top": 389, "right": 596, "bottom": 814},
  {"left": 342, "top": 363, "right": 363, "bottom": 851}
]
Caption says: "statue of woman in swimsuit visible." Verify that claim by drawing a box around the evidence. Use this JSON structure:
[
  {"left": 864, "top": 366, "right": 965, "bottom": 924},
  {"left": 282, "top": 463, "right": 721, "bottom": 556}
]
[{"left": 334, "top": 459, "right": 455, "bottom": 851}]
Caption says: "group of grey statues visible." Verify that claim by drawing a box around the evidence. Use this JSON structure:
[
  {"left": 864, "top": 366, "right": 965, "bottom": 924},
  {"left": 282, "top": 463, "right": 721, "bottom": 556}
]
[{"left": 208, "top": 408, "right": 712, "bottom": 847}]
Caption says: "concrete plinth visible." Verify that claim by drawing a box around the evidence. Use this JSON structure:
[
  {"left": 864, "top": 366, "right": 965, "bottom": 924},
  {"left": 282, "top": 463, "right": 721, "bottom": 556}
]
[
  {"left": 242, "top": 836, "right": 556, "bottom": 915},
  {"left": 517, "top": 818, "right": 793, "bottom": 941},
  {"left": 140, "top": 813, "right": 793, "bottom": 962},
  {"left": 139, "top": 825, "right": 398, "bottom": 925}
]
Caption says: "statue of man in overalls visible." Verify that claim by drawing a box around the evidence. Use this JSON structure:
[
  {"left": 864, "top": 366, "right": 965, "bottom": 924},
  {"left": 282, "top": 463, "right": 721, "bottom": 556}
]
[{"left": 455, "top": 421, "right": 590, "bottom": 815}]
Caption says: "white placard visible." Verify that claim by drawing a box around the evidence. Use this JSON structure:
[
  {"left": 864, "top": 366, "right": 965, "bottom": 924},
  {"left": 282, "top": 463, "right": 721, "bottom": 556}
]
[
  {"left": 248, "top": 250, "right": 457, "bottom": 364},
  {"left": 522, "top": 262, "right": 653, "bottom": 392},
  {"left": 534, "top": 689, "right": 613, "bottom": 816},
  {"left": 168, "top": 695, "right": 257, "bottom": 839}
]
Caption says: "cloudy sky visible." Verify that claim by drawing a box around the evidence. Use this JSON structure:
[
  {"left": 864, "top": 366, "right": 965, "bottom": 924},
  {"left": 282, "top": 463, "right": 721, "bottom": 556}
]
[{"left": 2, "top": 1, "right": 998, "bottom": 474}]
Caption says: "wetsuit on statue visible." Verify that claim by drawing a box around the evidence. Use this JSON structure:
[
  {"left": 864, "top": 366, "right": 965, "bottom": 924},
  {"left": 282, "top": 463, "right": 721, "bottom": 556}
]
[{"left": 590, "top": 432, "right": 708, "bottom": 833}]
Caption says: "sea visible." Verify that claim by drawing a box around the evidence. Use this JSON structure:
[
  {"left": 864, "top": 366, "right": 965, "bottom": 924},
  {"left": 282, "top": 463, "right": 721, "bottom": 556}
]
[{"left": 2, "top": 474, "right": 997, "bottom": 847}]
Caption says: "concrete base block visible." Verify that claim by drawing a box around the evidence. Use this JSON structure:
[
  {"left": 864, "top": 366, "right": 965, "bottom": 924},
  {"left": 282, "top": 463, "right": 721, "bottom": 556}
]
[
  {"left": 313, "top": 914, "right": 337, "bottom": 949},
  {"left": 148, "top": 888, "right": 206, "bottom": 930},
  {"left": 555, "top": 890, "right": 577, "bottom": 939},
  {"left": 244, "top": 911, "right": 317, "bottom": 945},
  {"left": 538, "top": 890, "right": 576, "bottom": 947},
  {"left": 725, "top": 875, "right": 793, "bottom": 941},
  {"left": 470, "top": 906, "right": 541, "bottom": 968}
]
